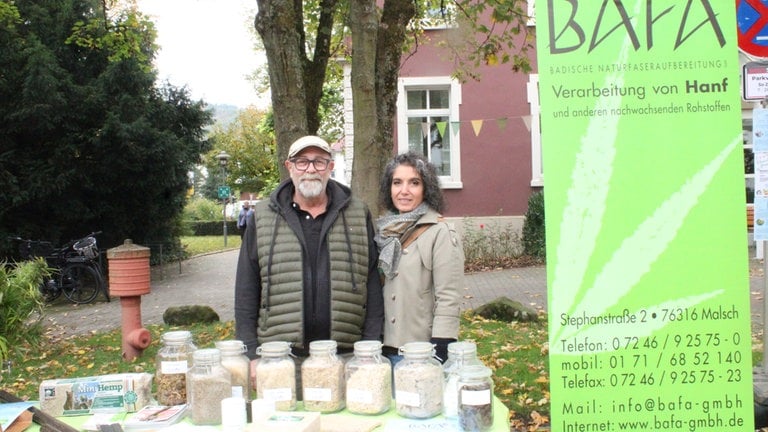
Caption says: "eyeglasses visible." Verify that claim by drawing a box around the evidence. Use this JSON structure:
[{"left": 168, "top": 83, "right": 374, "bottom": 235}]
[{"left": 290, "top": 157, "right": 331, "bottom": 172}]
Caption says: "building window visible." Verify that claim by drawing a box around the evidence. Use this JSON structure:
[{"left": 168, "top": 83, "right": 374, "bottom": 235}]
[
  {"left": 527, "top": 0, "right": 535, "bottom": 26},
  {"left": 397, "top": 77, "right": 462, "bottom": 188},
  {"left": 527, "top": 73, "right": 543, "bottom": 187},
  {"left": 416, "top": 0, "right": 457, "bottom": 30}
]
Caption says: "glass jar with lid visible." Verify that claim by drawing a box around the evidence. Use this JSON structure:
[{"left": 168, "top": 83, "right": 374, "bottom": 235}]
[
  {"left": 215, "top": 340, "right": 251, "bottom": 400},
  {"left": 393, "top": 341, "right": 443, "bottom": 419},
  {"left": 457, "top": 364, "right": 494, "bottom": 431},
  {"left": 345, "top": 340, "right": 392, "bottom": 415},
  {"left": 255, "top": 341, "right": 296, "bottom": 411},
  {"left": 301, "top": 340, "right": 345, "bottom": 412},
  {"left": 187, "top": 348, "right": 232, "bottom": 425},
  {"left": 442, "top": 341, "right": 483, "bottom": 418},
  {"left": 155, "top": 330, "right": 196, "bottom": 405}
]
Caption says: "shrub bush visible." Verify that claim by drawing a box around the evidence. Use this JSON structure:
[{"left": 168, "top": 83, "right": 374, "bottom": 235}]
[
  {"left": 181, "top": 220, "right": 238, "bottom": 236},
  {"left": 462, "top": 219, "right": 523, "bottom": 269},
  {"left": 184, "top": 197, "right": 222, "bottom": 221},
  {"left": 0, "top": 258, "right": 49, "bottom": 362},
  {"left": 522, "top": 190, "right": 546, "bottom": 259}
]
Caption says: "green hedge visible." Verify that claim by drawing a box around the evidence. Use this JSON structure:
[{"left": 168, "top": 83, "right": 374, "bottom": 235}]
[
  {"left": 522, "top": 190, "right": 546, "bottom": 259},
  {"left": 181, "top": 220, "right": 239, "bottom": 236}
]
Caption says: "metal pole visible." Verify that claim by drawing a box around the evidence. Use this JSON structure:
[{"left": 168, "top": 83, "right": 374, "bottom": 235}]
[
  {"left": 223, "top": 198, "right": 228, "bottom": 247},
  {"left": 222, "top": 165, "right": 228, "bottom": 247}
]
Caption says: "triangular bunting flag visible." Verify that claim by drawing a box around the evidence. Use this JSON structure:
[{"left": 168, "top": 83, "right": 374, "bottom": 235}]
[
  {"left": 436, "top": 121, "right": 447, "bottom": 139},
  {"left": 451, "top": 121, "right": 461, "bottom": 137},
  {"left": 521, "top": 115, "right": 532, "bottom": 132},
  {"left": 471, "top": 120, "right": 484, "bottom": 137},
  {"left": 421, "top": 122, "right": 430, "bottom": 139},
  {"left": 496, "top": 117, "right": 508, "bottom": 131}
]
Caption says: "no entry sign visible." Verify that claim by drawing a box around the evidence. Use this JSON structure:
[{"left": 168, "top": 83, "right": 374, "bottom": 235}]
[{"left": 738, "top": 0, "right": 768, "bottom": 58}]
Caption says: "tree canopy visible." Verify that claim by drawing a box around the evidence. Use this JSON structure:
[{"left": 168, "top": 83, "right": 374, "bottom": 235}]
[
  {"left": 0, "top": 0, "right": 212, "bottom": 256},
  {"left": 203, "top": 107, "right": 279, "bottom": 200}
]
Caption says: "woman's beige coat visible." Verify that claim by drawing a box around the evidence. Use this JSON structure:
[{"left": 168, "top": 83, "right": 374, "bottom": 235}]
[{"left": 382, "top": 209, "right": 463, "bottom": 349}]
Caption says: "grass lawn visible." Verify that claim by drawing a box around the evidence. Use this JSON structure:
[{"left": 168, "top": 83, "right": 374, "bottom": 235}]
[
  {"left": 181, "top": 235, "right": 241, "bottom": 256},
  {"left": 0, "top": 318, "right": 549, "bottom": 430},
  {"left": 3, "top": 237, "right": 762, "bottom": 431}
]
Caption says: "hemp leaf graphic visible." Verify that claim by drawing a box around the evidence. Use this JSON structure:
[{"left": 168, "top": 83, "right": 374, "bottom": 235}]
[{"left": 547, "top": 9, "right": 741, "bottom": 353}]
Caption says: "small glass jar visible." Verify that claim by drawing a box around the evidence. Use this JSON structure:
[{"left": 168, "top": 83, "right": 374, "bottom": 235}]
[
  {"left": 188, "top": 348, "right": 232, "bottom": 425},
  {"left": 458, "top": 365, "right": 494, "bottom": 431},
  {"left": 155, "top": 330, "right": 196, "bottom": 405},
  {"left": 443, "top": 341, "right": 483, "bottom": 419},
  {"left": 345, "top": 340, "right": 392, "bottom": 415},
  {"left": 301, "top": 340, "right": 345, "bottom": 412},
  {"left": 255, "top": 341, "right": 296, "bottom": 411},
  {"left": 393, "top": 341, "right": 443, "bottom": 419},
  {"left": 216, "top": 340, "right": 251, "bottom": 400}
]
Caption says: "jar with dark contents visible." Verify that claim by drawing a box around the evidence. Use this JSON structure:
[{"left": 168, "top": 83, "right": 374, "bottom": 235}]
[
  {"left": 155, "top": 330, "right": 196, "bottom": 405},
  {"left": 458, "top": 365, "right": 494, "bottom": 431},
  {"left": 443, "top": 341, "right": 483, "bottom": 419}
]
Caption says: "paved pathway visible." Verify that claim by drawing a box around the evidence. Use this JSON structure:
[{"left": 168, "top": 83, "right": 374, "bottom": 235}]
[
  {"left": 43, "top": 249, "right": 549, "bottom": 337},
  {"left": 43, "top": 249, "right": 768, "bottom": 342}
]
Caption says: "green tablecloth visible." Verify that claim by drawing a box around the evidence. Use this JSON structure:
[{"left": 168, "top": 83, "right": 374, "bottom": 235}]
[{"left": 27, "top": 397, "right": 510, "bottom": 431}]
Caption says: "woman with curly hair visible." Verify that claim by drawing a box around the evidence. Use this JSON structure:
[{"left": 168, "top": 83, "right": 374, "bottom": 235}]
[{"left": 375, "top": 151, "right": 464, "bottom": 363}]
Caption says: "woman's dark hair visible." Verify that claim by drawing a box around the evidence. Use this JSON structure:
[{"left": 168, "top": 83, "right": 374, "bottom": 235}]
[{"left": 379, "top": 151, "right": 445, "bottom": 213}]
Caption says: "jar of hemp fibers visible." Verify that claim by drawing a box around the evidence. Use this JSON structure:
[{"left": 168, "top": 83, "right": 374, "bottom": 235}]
[
  {"left": 187, "top": 348, "right": 232, "bottom": 425},
  {"left": 154, "top": 330, "right": 196, "bottom": 405},
  {"left": 215, "top": 340, "right": 251, "bottom": 400},
  {"left": 301, "top": 340, "right": 345, "bottom": 412},
  {"left": 345, "top": 340, "right": 392, "bottom": 415},
  {"left": 255, "top": 341, "right": 296, "bottom": 411},
  {"left": 457, "top": 364, "right": 494, "bottom": 431},
  {"left": 393, "top": 341, "right": 443, "bottom": 419}
]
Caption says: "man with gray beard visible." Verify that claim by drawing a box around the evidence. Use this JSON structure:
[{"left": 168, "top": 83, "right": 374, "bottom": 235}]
[{"left": 234, "top": 135, "right": 384, "bottom": 400}]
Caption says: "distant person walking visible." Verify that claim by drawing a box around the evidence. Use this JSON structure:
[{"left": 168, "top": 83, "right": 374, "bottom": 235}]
[{"left": 237, "top": 202, "right": 249, "bottom": 238}]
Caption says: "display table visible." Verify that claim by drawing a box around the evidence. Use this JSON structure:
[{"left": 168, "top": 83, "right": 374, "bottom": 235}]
[{"left": 24, "top": 397, "right": 510, "bottom": 431}]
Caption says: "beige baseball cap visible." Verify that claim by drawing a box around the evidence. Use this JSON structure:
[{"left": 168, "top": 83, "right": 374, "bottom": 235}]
[{"left": 288, "top": 135, "right": 332, "bottom": 158}]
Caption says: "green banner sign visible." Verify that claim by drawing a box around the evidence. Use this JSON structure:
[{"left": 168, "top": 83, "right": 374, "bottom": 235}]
[{"left": 536, "top": 1, "right": 753, "bottom": 430}]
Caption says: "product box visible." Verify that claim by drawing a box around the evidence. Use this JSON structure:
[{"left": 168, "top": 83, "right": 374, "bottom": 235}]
[
  {"left": 39, "top": 373, "right": 152, "bottom": 416},
  {"left": 247, "top": 411, "right": 321, "bottom": 432}
]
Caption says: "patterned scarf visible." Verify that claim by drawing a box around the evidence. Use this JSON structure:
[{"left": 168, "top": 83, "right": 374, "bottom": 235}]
[{"left": 375, "top": 203, "right": 429, "bottom": 279}]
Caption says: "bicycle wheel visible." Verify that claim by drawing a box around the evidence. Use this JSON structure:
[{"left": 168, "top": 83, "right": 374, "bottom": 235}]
[
  {"left": 60, "top": 263, "right": 100, "bottom": 304},
  {"left": 39, "top": 279, "right": 62, "bottom": 302}
]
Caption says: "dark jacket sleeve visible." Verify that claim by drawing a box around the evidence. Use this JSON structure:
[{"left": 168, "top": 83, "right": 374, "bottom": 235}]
[
  {"left": 361, "top": 210, "right": 384, "bottom": 341},
  {"left": 234, "top": 218, "right": 262, "bottom": 359}
]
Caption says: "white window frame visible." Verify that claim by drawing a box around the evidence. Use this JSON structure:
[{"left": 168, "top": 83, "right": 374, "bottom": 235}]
[
  {"left": 397, "top": 76, "right": 463, "bottom": 189},
  {"left": 415, "top": 0, "right": 457, "bottom": 30},
  {"left": 527, "top": 1, "right": 536, "bottom": 26},
  {"left": 527, "top": 73, "right": 543, "bottom": 187}
]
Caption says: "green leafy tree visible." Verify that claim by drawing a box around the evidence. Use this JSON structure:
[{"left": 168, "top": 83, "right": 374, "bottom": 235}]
[
  {"left": 253, "top": 0, "right": 532, "bottom": 215},
  {"left": 0, "top": 0, "right": 211, "bottom": 255},
  {"left": 205, "top": 107, "right": 279, "bottom": 199}
]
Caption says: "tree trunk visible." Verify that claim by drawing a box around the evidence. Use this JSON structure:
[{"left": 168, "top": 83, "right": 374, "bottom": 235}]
[
  {"left": 255, "top": 0, "right": 308, "bottom": 180},
  {"left": 349, "top": 0, "right": 380, "bottom": 214},
  {"left": 350, "top": 0, "right": 416, "bottom": 217}
]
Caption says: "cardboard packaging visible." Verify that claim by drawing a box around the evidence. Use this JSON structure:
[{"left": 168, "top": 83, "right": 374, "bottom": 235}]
[{"left": 39, "top": 373, "right": 152, "bottom": 416}]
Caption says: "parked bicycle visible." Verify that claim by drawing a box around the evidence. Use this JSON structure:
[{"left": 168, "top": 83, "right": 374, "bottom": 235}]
[{"left": 8, "top": 232, "right": 109, "bottom": 304}]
